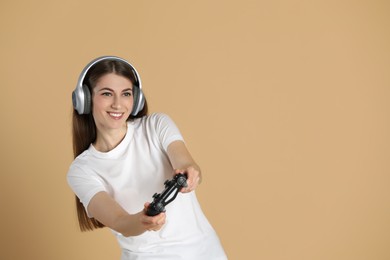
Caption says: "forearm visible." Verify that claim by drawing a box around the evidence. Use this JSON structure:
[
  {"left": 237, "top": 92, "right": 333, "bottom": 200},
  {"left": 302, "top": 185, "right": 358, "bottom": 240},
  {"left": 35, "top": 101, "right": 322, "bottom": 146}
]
[
  {"left": 111, "top": 211, "right": 147, "bottom": 237},
  {"left": 114, "top": 210, "right": 166, "bottom": 237},
  {"left": 88, "top": 192, "right": 166, "bottom": 237},
  {"left": 167, "top": 141, "right": 200, "bottom": 171},
  {"left": 167, "top": 141, "right": 202, "bottom": 191}
]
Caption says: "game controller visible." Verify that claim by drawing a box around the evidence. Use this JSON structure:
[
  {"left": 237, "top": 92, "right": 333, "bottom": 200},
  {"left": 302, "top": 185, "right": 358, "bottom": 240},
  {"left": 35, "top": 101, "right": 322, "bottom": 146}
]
[{"left": 146, "top": 173, "right": 188, "bottom": 216}]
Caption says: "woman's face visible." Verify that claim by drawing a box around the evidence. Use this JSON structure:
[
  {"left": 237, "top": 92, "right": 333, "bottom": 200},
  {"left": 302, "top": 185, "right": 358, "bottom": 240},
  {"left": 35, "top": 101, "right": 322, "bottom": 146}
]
[{"left": 92, "top": 73, "right": 134, "bottom": 132}]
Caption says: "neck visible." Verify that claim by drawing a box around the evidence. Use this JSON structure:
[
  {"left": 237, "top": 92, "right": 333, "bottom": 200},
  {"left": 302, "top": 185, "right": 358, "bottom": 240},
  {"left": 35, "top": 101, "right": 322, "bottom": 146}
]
[{"left": 93, "top": 124, "right": 128, "bottom": 152}]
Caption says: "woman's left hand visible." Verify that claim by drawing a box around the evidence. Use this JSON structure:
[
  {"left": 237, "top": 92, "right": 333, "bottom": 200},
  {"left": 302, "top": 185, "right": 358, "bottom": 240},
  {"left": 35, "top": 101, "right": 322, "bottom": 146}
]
[{"left": 175, "top": 166, "right": 201, "bottom": 193}]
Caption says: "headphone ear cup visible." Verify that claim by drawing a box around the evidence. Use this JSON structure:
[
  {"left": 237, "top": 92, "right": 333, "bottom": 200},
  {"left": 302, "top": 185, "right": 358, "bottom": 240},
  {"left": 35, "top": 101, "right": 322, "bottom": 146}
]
[
  {"left": 132, "top": 86, "right": 140, "bottom": 116},
  {"left": 82, "top": 84, "right": 92, "bottom": 114},
  {"left": 131, "top": 86, "right": 144, "bottom": 116}
]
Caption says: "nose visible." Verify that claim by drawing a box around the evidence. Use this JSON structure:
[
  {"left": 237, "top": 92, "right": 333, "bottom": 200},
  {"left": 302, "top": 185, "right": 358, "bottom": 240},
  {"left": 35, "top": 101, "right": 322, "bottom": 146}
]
[{"left": 111, "top": 95, "right": 121, "bottom": 110}]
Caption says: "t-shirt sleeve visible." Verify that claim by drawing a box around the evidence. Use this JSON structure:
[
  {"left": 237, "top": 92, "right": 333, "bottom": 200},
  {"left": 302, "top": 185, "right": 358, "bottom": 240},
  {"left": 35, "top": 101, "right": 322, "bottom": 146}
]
[
  {"left": 150, "top": 113, "right": 184, "bottom": 151},
  {"left": 67, "top": 164, "right": 107, "bottom": 217}
]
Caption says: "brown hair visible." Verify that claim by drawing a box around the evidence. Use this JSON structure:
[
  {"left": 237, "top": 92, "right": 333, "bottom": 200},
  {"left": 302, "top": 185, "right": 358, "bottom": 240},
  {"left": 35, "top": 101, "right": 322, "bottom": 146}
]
[{"left": 72, "top": 59, "right": 148, "bottom": 231}]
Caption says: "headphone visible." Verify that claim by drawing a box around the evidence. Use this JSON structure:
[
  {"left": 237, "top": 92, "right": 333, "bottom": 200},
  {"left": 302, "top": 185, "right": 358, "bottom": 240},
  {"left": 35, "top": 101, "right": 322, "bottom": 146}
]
[{"left": 72, "top": 56, "right": 145, "bottom": 116}]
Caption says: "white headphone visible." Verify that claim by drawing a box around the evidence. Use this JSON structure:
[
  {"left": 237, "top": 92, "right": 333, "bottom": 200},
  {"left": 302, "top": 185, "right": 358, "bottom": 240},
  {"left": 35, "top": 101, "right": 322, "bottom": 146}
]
[{"left": 72, "top": 56, "right": 145, "bottom": 116}]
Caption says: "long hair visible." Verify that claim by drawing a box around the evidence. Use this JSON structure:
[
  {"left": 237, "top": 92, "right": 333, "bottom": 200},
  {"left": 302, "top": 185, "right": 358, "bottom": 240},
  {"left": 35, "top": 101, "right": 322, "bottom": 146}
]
[{"left": 72, "top": 59, "right": 148, "bottom": 231}]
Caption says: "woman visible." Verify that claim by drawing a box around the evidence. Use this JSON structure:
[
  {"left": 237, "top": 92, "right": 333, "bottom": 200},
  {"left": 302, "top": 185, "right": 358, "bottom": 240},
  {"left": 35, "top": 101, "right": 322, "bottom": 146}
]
[{"left": 67, "top": 56, "right": 227, "bottom": 259}]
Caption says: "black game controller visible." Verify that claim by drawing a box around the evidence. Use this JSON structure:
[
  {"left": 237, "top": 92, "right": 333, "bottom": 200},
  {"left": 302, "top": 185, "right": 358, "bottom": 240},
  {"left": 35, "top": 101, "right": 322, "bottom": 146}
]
[{"left": 146, "top": 173, "right": 188, "bottom": 216}]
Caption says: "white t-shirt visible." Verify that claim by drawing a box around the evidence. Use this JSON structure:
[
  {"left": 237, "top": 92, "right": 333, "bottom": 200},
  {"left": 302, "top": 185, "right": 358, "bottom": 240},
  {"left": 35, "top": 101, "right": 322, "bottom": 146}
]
[{"left": 67, "top": 113, "right": 227, "bottom": 260}]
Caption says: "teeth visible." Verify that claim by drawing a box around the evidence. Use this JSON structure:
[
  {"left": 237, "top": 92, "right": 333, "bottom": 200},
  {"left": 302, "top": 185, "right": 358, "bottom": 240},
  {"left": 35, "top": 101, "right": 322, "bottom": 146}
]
[{"left": 109, "top": 113, "right": 122, "bottom": 117}]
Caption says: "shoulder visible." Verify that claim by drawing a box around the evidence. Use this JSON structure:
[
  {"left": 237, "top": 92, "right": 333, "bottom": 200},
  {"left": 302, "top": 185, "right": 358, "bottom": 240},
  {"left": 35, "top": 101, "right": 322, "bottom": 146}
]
[
  {"left": 70, "top": 148, "right": 91, "bottom": 167},
  {"left": 131, "top": 113, "right": 183, "bottom": 149},
  {"left": 132, "top": 113, "right": 177, "bottom": 129},
  {"left": 67, "top": 148, "right": 96, "bottom": 180},
  {"left": 67, "top": 152, "right": 89, "bottom": 179},
  {"left": 145, "top": 112, "right": 174, "bottom": 123}
]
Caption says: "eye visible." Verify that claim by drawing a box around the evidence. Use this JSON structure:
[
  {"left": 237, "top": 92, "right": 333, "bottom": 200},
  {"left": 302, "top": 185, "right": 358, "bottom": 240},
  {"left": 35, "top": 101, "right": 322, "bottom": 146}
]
[
  {"left": 102, "top": 92, "right": 112, "bottom": 96},
  {"left": 123, "top": 92, "right": 132, "bottom": 97}
]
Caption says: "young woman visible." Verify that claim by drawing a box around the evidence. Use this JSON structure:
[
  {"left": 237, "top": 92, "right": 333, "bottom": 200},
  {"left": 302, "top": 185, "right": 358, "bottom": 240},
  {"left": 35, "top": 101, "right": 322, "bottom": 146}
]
[{"left": 67, "top": 56, "right": 227, "bottom": 259}]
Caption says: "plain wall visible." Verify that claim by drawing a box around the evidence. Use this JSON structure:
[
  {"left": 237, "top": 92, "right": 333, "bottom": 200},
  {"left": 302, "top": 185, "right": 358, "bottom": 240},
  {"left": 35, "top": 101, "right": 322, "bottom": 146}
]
[{"left": 1, "top": 0, "right": 389, "bottom": 259}]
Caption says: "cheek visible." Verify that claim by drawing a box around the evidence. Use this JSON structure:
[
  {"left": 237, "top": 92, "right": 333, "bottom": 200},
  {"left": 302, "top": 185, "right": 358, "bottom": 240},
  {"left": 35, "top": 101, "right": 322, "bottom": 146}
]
[
  {"left": 124, "top": 97, "right": 134, "bottom": 109},
  {"left": 91, "top": 97, "right": 106, "bottom": 112}
]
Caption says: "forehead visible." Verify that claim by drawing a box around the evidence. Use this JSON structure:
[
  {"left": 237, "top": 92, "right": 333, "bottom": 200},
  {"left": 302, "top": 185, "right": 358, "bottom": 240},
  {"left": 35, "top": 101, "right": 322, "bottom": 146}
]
[{"left": 95, "top": 73, "right": 133, "bottom": 89}]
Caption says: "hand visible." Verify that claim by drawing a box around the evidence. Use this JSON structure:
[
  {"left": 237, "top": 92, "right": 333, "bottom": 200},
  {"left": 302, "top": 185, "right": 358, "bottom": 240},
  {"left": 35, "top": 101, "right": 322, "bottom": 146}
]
[
  {"left": 175, "top": 167, "right": 201, "bottom": 193},
  {"left": 141, "top": 203, "right": 166, "bottom": 231}
]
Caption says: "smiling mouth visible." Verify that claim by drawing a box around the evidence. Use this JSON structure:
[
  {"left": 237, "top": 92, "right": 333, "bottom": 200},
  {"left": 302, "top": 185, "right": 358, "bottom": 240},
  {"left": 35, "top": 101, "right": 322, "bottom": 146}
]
[{"left": 108, "top": 112, "right": 124, "bottom": 119}]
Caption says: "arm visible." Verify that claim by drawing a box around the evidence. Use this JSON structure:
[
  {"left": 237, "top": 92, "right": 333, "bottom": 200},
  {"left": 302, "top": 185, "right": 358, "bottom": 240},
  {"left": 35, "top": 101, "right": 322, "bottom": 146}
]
[
  {"left": 87, "top": 191, "right": 166, "bottom": 237},
  {"left": 167, "top": 140, "right": 202, "bottom": 193}
]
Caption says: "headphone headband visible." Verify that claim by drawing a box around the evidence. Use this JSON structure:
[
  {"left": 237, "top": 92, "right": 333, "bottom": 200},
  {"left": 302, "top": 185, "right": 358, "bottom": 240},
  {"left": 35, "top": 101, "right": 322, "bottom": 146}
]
[{"left": 72, "top": 56, "right": 144, "bottom": 115}]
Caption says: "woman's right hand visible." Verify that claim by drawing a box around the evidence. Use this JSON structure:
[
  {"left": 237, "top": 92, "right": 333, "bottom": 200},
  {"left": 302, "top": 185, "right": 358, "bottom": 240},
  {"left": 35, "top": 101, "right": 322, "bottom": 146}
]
[{"left": 140, "top": 202, "right": 166, "bottom": 231}]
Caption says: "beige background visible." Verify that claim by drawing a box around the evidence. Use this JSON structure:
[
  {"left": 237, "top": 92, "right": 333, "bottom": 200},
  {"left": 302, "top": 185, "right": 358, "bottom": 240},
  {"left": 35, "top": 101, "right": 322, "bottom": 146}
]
[{"left": 1, "top": 0, "right": 389, "bottom": 259}]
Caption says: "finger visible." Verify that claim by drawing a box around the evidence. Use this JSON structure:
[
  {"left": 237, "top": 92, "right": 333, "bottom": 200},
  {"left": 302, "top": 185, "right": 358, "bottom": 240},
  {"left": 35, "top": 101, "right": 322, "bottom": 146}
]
[
  {"left": 186, "top": 174, "right": 200, "bottom": 191},
  {"left": 156, "top": 217, "right": 165, "bottom": 225},
  {"left": 174, "top": 169, "right": 184, "bottom": 175}
]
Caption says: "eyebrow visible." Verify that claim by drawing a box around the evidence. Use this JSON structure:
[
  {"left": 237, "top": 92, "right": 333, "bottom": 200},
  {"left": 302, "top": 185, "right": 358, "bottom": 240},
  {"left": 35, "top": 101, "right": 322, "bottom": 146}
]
[{"left": 98, "top": 87, "right": 133, "bottom": 92}]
